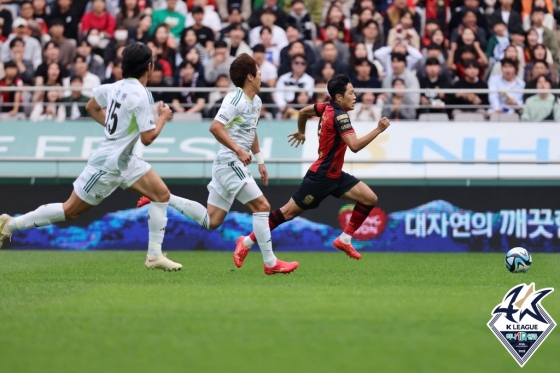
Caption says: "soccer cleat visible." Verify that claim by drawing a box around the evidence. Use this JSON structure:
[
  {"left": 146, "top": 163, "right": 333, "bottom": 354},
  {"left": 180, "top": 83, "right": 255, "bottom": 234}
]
[
  {"left": 333, "top": 237, "right": 362, "bottom": 260},
  {"left": 263, "top": 259, "right": 299, "bottom": 275},
  {"left": 0, "top": 214, "right": 13, "bottom": 249},
  {"left": 233, "top": 236, "right": 250, "bottom": 268},
  {"left": 137, "top": 196, "right": 151, "bottom": 207},
  {"left": 144, "top": 253, "right": 183, "bottom": 271}
]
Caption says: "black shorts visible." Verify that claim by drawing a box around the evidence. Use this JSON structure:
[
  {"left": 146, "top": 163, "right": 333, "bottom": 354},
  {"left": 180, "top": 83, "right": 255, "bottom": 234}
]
[{"left": 292, "top": 171, "right": 360, "bottom": 210}]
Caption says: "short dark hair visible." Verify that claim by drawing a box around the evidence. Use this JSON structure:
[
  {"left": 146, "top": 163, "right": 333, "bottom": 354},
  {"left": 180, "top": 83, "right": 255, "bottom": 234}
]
[
  {"left": 113, "top": 57, "right": 122, "bottom": 67},
  {"left": 425, "top": 57, "right": 440, "bottom": 66},
  {"left": 532, "top": 7, "right": 546, "bottom": 14},
  {"left": 493, "top": 18, "right": 506, "bottom": 27},
  {"left": 179, "top": 60, "right": 195, "bottom": 70},
  {"left": 252, "top": 44, "right": 266, "bottom": 53},
  {"left": 153, "top": 61, "right": 163, "bottom": 72},
  {"left": 427, "top": 43, "right": 442, "bottom": 51},
  {"left": 122, "top": 42, "right": 153, "bottom": 79},
  {"left": 229, "top": 53, "right": 257, "bottom": 88},
  {"left": 291, "top": 53, "right": 306, "bottom": 63},
  {"left": 327, "top": 74, "right": 350, "bottom": 101},
  {"left": 261, "top": 8, "right": 276, "bottom": 16},
  {"left": 322, "top": 40, "right": 336, "bottom": 49},
  {"left": 325, "top": 23, "right": 339, "bottom": 30},
  {"left": 390, "top": 52, "right": 407, "bottom": 63},
  {"left": 191, "top": 5, "right": 204, "bottom": 14},
  {"left": 74, "top": 55, "right": 87, "bottom": 64},
  {"left": 4, "top": 61, "right": 17, "bottom": 69},
  {"left": 43, "top": 41, "right": 59, "bottom": 51},
  {"left": 533, "top": 59, "right": 548, "bottom": 67},
  {"left": 291, "top": 0, "right": 304, "bottom": 6},
  {"left": 259, "top": 26, "right": 272, "bottom": 35},
  {"left": 425, "top": 18, "right": 439, "bottom": 26},
  {"left": 314, "top": 76, "right": 327, "bottom": 85},
  {"left": 229, "top": 23, "right": 244, "bottom": 32},
  {"left": 463, "top": 59, "right": 480, "bottom": 69},
  {"left": 215, "top": 40, "right": 228, "bottom": 49},
  {"left": 354, "top": 57, "right": 369, "bottom": 66},
  {"left": 392, "top": 77, "right": 405, "bottom": 86},
  {"left": 363, "top": 19, "right": 377, "bottom": 29},
  {"left": 70, "top": 75, "right": 83, "bottom": 84},
  {"left": 501, "top": 57, "right": 517, "bottom": 70},
  {"left": 9, "top": 37, "right": 24, "bottom": 48},
  {"left": 536, "top": 74, "right": 553, "bottom": 86}
]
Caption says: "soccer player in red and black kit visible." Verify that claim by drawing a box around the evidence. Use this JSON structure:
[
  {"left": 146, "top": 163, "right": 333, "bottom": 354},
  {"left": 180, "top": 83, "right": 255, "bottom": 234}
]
[{"left": 234, "top": 74, "right": 390, "bottom": 267}]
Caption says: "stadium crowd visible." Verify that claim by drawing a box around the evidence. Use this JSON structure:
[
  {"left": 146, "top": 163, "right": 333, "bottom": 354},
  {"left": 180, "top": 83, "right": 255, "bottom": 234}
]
[{"left": 0, "top": 0, "right": 560, "bottom": 121}]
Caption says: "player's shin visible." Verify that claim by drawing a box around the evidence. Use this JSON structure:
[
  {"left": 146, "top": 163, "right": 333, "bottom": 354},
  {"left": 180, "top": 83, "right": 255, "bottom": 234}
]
[
  {"left": 7, "top": 203, "right": 65, "bottom": 232},
  {"left": 253, "top": 212, "right": 277, "bottom": 267},
  {"left": 147, "top": 201, "right": 168, "bottom": 258},
  {"left": 168, "top": 194, "right": 210, "bottom": 229},
  {"left": 340, "top": 203, "right": 375, "bottom": 244},
  {"left": 244, "top": 209, "right": 286, "bottom": 248}
]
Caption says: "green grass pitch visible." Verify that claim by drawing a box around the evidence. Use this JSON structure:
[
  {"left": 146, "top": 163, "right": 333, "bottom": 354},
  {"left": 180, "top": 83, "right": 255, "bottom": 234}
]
[{"left": 0, "top": 251, "right": 558, "bottom": 373}]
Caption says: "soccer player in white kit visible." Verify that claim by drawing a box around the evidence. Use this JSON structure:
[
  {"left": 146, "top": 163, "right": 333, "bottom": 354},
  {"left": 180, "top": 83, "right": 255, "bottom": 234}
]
[
  {"left": 137, "top": 53, "right": 299, "bottom": 275},
  {"left": 0, "top": 43, "right": 182, "bottom": 271}
]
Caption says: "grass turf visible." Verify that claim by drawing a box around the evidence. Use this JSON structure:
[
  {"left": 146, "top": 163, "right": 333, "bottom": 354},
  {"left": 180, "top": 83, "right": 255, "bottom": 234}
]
[{"left": 0, "top": 251, "right": 558, "bottom": 373}]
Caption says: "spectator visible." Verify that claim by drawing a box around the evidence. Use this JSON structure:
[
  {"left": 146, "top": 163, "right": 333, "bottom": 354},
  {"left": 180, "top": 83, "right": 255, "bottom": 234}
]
[
  {"left": 485, "top": 20, "right": 509, "bottom": 63},
  {"left": 382, "top": 52, "right": 420, "bottom": 106},
  {"left": 510, "top": 27, "right": 526, "bottom": 52},
  {"left": 204, "top": 40, "right": 234, "bottom": 84},
  {"left": 351, "top": 57, "right": 380, "bottom": 99},
  {"left": 282, "top": 91, "right": 312, "bottom": 119},
  {"left": 0, "top": 62, "right": 22, "bottom": 116},
  {"left": 104, "top": 25, "right": 133, "bottom": 65},
  {"left": 381, "top": 78, "right": 416, "bottom": 120},
  {"left": 186, "top": 0, "right": 222, "bottom": 34},
  {"left": 32, "top": 0, "right": 49, "bottom": 21},
  {"left": 30, "top": 88, "right": 65, "bottom": 121},
  {"left": 418, "top": 57, "right": 450, "bottom": 116},
  {"left": 218, "top": 6, "right": 249, "bottom": 42},
  {"left": 130, "top": 14, "right": 152, "bottom": 43},
  {"left": 428, "top": 28, "right": 447, "bottom": 57},
  {"left": 525, "top": 43, "right": 556, "bottom": 82},
  {"left": 0, "top": 0, "right": 13, "bottom": 41},
  {"left": 48, "top": 19, "right": 77, "bottom": 68},
  {"left": 351, "top": 42, "right": 384, "bottom": 77},
  {"left": 312, "top": 41, "right": 350, "bottom": 76},
  {"left": 386, "top": 10, "right": 421, "bottom": 50},
  {"left": 448, "top": 0, "right": 489, "bottom": 36},
  {"left": 275, "top": 53, "right": 314, "bottom": 114},
  {"left": 147, "top": 62, "right": 173, "bottom": 103},
  {"left": 19, "top": 1, "right": 48, "bottom": 42},
  {"left": 350, "top": 91, "right": 381, "bottom": 121},
  {"left": 318, "top": 23, "right": 350, "bottom": 65},
  {"left": 59, "top": 76, "right": 90, "bottom": 119},
  {"left": 102, "top": 57, "right": 123, "bottom": 83},
  {"left": 416, "top": 43, "right": 451, "bottom": 79},
  {"left": 353, "top": 18, "right": 383, "bottom": 54},
  {"left": 117, "top": 0, "right": 145, "bottom": 30},
  {"left": 286, "top": 0, "right": 313, "bottom": 42},
  {"left": 249, "top": 8, "right": 288, "bottom": 49},
  {"left": 84, "top": 29, "right": 108, "bottom": 59},
  {"left": 279, "top": 40, "right": 311, "bottom": 75},
  {"left": 42, "top": 62, "right": 65, "bottom": 87},
  {"left": 279, "top": 25, "right": 316, "bottom": 68},
  {"left": 9, "top": 38, "right": 34, "bottom": 85},
  {"left": 76, "top": 39, "right": 106, "bottom": 81},
  {"left": 146, "top": 40, "right": 174, "bottom": 84},
  {"left": 252, "top": 44, "right": 278, "bottom": 87},
  {"left": 154, "top": 0, "right": 186, "bottom": 15},
  {"left": 151, "top": 24, "right": 177, "bottom": 74},
  {"left": 311, "top": 76, "right": 329, "bottom": 103},
  {"left": 186, "top": 6, "right": 215, "bottom": 53},
  {"left": 71, "top": 55, "right": 101, "bottom": 97},
  {"left": 522, "top": 75, "right": 560, "bottom": 121},
  {"left": 179, "top": 28, "right": 207, "bottom": 65},
  {"left": 259, "top": 26, "right": 281, "bottom": 66},
  {"left": 224, "top": 23, "right": 251, "bottom": 57},
  {"left": 316, "top": 60, "right": 336, "bottom": 81},
  {"left": 523, "top": 59, "right": 555, "bottom": 101},
  {"left": 529, "top": 7, "right": 558, "bottom": 67},
  {"left": 150, "top": 0, "right": 186, "bottom": 39},
  {"left": 351, "top": 0, "right": 383, "bottom": 31},
  {"left": 172, "top": 60, "right": 207, "bottom": 114},
  {"left": 522, "top": 0, "right": 554, "bottom": 31},
  {"left": 35, "top": 43, "right": 69, "bottom": 88},
  {"left": 449, "top": 60, "right": 488, "bottom": 119},
  {"left": 490, "top": 45, "right": 525, "bottom": 81},
  {"left": 448, "top": 29, "right": 488, "bottom": 76},
  {"left": 181, "top": 46, "right": 205, "bottom": 78},
  {"left": 383, "top": 0, "right": 421, "bottom": 36},
  {"left": 48, "top": 0, "right": 88, "bottom": 40},
  {"left": 374, "top": 41, "right": 423, "bottom": 77},
  {"left": 450, "top": 10, "right": 487, "bottom": 52},
  {"left": 488, "top": 58, "right": 525, "bottom": 116},
  {"left": 490, "top": 0, "right": 522, "bottom": 34},
  {"left": 421, "top": 19, "right": 440, "bottom": 49},
  {"left": 1, "top": 18, "right": 42, "bottom": 69},
  {"left": 317, "top": 3, "right": 351, "bottom": 44},
  {"left": 208, "top": 73, "right": 231, "bottom": 114},
  {"left": 81, "top": 0, "right": 116, "bottom": 41},
  {"left": 248, "top": 0, "right": 287, "bottom": 29},
  {"left": 217, "top": 1, "right": 250, "bottom": 22}
]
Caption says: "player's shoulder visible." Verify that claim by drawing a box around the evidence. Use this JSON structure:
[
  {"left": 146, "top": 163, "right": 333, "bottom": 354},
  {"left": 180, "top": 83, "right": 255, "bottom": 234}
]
[
  {"left": 223, "top": 88, "right": 246, "bottom": 108},
  {"left": 124, "top": 81, "right": 154, "bottom": 106}
]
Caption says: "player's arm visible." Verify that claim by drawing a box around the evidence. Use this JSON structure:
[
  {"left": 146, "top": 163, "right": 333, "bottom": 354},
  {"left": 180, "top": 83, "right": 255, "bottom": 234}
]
[
  {"left": 141, "top": 102, "right": 172, "bottom": 146},
  {"left": 209, "top": 119, "right": 252, "bottom": 165},
  {"left": 86, "top": 97, "right": 107, "bottom": 126},
  {"left": 288, "top": 104, "right": 315, "bottom": 147},
  {"left": 251, "top": 133, "right": 268, "bottom": 186},
  {"left": 342, "top": 117, "right": 391, "bottom": 153}
]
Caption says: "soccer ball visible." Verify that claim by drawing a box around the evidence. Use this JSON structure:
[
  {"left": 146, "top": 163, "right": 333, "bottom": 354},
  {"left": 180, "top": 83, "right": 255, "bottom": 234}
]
[{"left": 504, "top": 247, "right": 532, "bottom": 273}]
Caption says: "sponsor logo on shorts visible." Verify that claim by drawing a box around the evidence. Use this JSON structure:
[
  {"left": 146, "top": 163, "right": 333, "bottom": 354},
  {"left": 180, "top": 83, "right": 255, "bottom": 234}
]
[{"left": 303, "top": 195, "right": 314, "bottom": 205}]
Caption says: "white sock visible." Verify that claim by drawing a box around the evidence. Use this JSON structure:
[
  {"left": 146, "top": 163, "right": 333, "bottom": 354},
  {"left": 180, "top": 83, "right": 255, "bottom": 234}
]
[
  {"left": 148, "top": 201, "right": 168, "bottom": 258},
  {"left": 7, "top": 203, "right": 65, "bottom": 233},
  {"left": 253, "top": 212, "right": 277, "bottom": 267},
  {"left": 169, "top": 194, "right": 209, "bottom": 229},
  {"left": 243, "top": 235, "right": 255, "bottom": 248},
  {"left": 339, "top": 232, "right": 352, "bottom": 244}
]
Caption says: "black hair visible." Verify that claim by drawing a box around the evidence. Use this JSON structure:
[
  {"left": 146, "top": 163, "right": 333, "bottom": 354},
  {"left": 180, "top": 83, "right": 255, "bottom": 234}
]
[
  {"left": 363, "top": 19, "right": 378, "bottom": 29},
  {"left": 43, "top": 41, "right": 59, "bottom": 51},
  {"left": 252, "top": 44, "right": 266, "bottom": 53},
  {"left": 533, "top": 59, "right": 548, "bottom": 67},
  {"left": 390, "top": 52, "right": 407, "bottom": 63},
  {"left": 291, "top": 0, "right": 304, "bottom": 5},
  {"left": 501, "top": 57, "right": 518, "bottom": 72},
  {"left": 113, "top": 57, "right": 122, "bottom": 67},
  {"left": 214, "top": 40, "right": 228, "bottom": 48},
  {"left": 314, "top": 76, "right": 327, "bottom": 85},
  {"left": 122, "top": 42, "right": 153, "bottom": 79},
  {"left": 354, "top": 57, "right": 370, "bottom": 65},
  {"left": 425, "top": 57, "right": 440, "bottom": 66},
  {"left": 4, "top": 61, "right": 17, "bottom": 69},
  {"left": 532, "top": 7, "right": 547, "bottom": 14},
  {"left": 74, "top": 55, "right": 87, "bottom": 64},
  {"left": 327, "top": 74, "right": 350, "bottom": 101},
  {"left": 259, "top": 26, "right": 272, "bottom": 35},
  {"left": 462, "top": 59, "right": 480, "bottom": 69},
  {"left": 179, "top": 60, "right": 195, "bottom": 70},
  {"left": 392, "top": 77, "right": 405, "bottom": 86},
  {"left": 427, "top": 42, "right": 443, "bottom": 51},
  {"left": 70, "top": 75, "right": 83, "bottom": 84},
  {"left": 536, "top": 74, "right": 553, "bottom": 86},
  {"left": 290, "top": 53, "right": 307, "bottom": 63},
  {"left": 153, "top": 61, "right": 163, "bottom": 72},
  {"left": 9, "top": 37, "right": 24, "bottom": 48}
]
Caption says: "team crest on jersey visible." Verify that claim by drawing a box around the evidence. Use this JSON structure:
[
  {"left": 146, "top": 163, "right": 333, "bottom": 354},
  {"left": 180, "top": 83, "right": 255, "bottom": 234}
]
[
  {"left": 487, "top": 283, "right": 556, "bottom": 367},
  {"left": 303, "top": 195, "right": 314, "bottom": 205}
]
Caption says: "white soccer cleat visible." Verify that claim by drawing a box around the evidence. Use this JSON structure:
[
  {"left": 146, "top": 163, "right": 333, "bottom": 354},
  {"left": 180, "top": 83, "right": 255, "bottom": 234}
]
[
  {"left": 0, "top": 214, "right": 13, "bottom": 249},
  {"left": 144, "top": 253, "right": 183, "bottom": 271}
]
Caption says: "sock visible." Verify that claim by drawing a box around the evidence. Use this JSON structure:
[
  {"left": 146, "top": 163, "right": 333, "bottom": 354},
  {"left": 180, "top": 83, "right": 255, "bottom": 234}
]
[
  {"left": 169, "top": 194, "right": 209, "bottom": 229},
  {"left": 245, "top": 209, "right": 286, "bottom": 248},
  {"left": 7, "top": 203, "right": 65, "bottom": 233},
  {"left": 340, "top": 204, "right": 375, "bottom": 243},
  {"left": 147, "top": 201, "right": 168, "bottom": 258},
  {"left": 253, "top": 212, "right": 277, "bottom": 267}
]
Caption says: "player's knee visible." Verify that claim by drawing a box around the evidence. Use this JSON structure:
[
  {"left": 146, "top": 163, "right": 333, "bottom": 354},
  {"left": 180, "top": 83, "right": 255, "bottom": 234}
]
[
  {"left": 367, "top": 192, "right": 378, "bottom": 206},
  {"left": 152, "top": 188, "right": 170, "bottom": 203}
]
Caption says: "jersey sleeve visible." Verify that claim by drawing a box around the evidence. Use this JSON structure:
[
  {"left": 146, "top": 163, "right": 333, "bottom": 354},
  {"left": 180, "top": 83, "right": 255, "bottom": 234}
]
[
  {"left": 334, "top": 113, "right": 355, "bottom": 137},
  {"left": 92, "top": 83, "right": 111, "bottom": 108},
  {"left": 214, "top": 92, "right": 241, "bottom": 126},
  {"left": 314, "top": 102, "right": 328, "bottom": 117},
  {"left": 133, "top": 91, "right": 156, "bottom": 133}
]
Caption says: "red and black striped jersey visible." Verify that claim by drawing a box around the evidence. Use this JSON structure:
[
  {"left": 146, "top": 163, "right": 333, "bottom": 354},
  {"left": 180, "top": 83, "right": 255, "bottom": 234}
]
[{"left": 308, "top": 101, "right": 355, "bottom": 179}]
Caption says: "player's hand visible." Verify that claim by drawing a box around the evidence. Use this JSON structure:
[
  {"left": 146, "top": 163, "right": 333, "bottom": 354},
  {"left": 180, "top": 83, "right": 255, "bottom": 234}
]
[
  {"left": 158, "top": 102, "right": 173, "bottom": 121},
  {"left": 377, "top": 117, "right": 390, "bottom": 132},
  {"left": 288, "top": 131, "right": 306, "bottom": 147},
  {"left": 236, "top": 148, "right": 252, "bottom": 166},
  {"left": 258, "top": 163, "right": 268, "bottom": 186}
]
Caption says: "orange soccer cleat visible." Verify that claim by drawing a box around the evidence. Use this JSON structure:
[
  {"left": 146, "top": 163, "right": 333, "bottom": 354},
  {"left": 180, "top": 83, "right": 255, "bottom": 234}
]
[
  {"left": 332, "top": 237, "right": 362, "bottom": 260},
  {"left": 263, "top": 259, "right": 299, "bottom": 275},
  {"left": 233, "top": 236, "right": 251, "bottom": 268},
  {"left": 137, "top": 196, "right": 151, "bottom": 207}
]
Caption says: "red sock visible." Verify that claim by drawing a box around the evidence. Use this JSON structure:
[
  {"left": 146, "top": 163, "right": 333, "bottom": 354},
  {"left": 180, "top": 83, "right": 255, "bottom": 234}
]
[
  {"left": 249, "top": 209, "right": 286, "bottom": 242},
  {"left": 343, "top": 204, "right": 375, "bottom": 236}
]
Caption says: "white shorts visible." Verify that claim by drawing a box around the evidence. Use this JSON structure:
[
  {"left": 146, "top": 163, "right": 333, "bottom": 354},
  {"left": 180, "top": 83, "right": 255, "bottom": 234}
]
[
  {"left": 207, "top": 160, "right": 263, "bottom": 211},
  {"left": 73, "top": 155, "right": 151, "bottom": 206}
]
